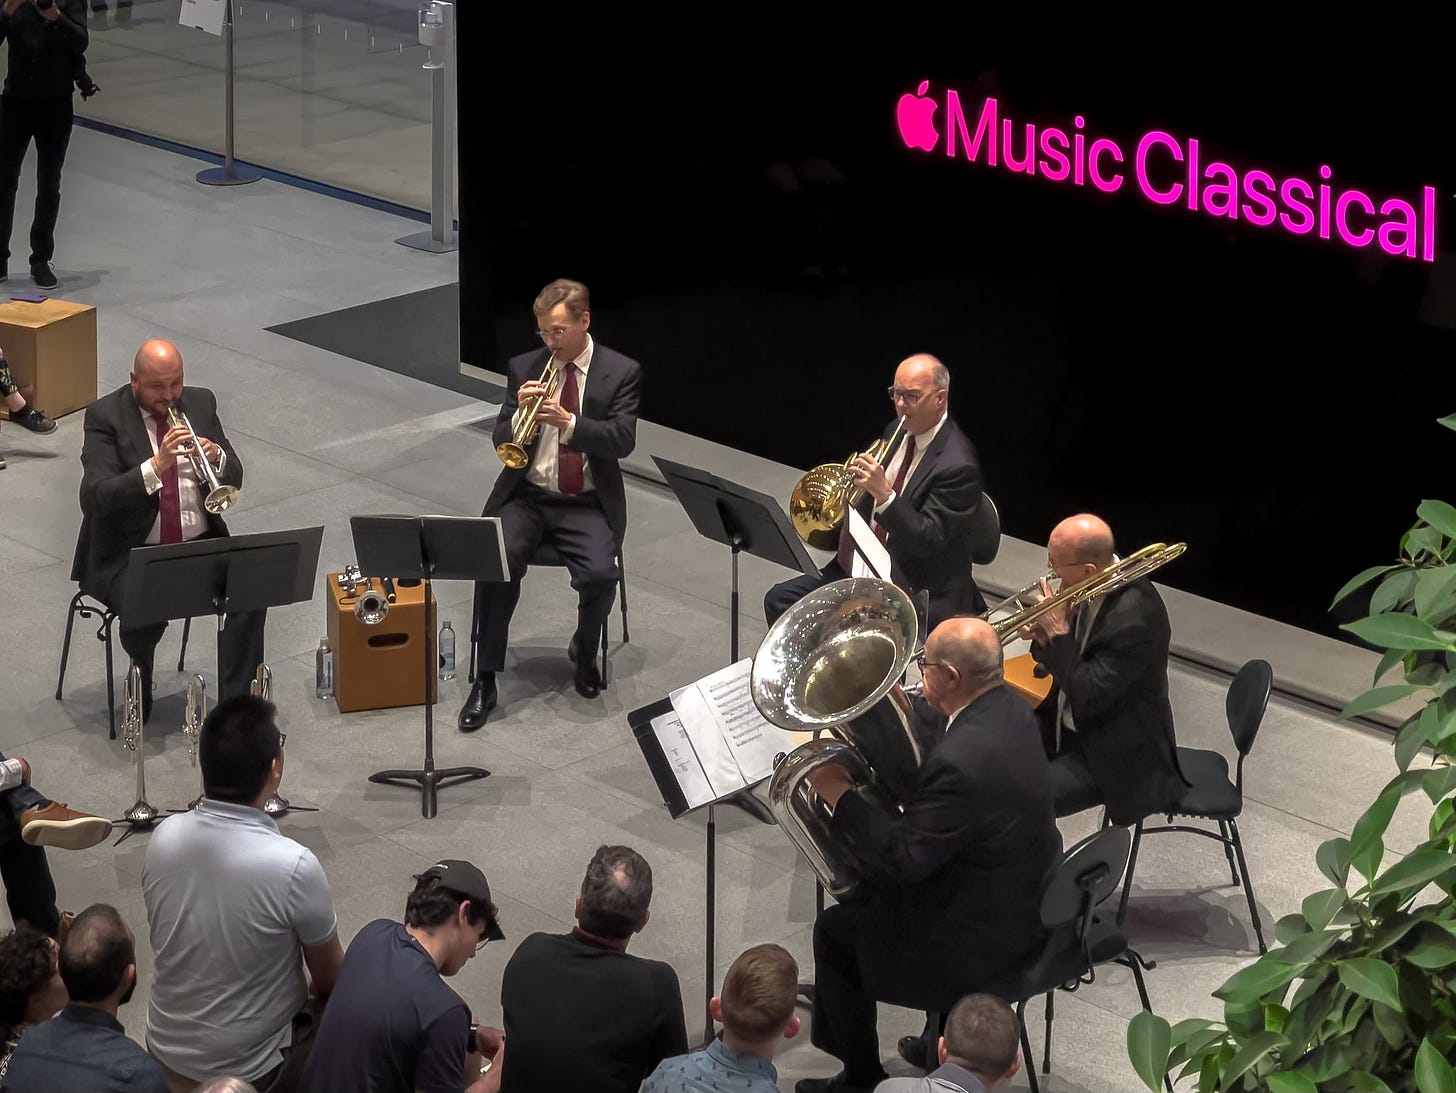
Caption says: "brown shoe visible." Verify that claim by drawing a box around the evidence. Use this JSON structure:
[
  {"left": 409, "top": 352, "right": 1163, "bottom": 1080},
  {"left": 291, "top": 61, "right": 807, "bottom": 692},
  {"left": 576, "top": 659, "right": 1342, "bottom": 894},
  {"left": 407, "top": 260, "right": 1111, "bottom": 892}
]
[{"left": 20, "top": 802, "right": 113, "bottom": 850}]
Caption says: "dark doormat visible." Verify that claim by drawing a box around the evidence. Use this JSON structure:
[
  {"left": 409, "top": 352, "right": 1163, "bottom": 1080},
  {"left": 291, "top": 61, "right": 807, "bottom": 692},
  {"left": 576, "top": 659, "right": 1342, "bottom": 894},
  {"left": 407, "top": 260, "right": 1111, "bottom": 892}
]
[{"left": 266, "top": 284, "right": 504, "bottom": 402}]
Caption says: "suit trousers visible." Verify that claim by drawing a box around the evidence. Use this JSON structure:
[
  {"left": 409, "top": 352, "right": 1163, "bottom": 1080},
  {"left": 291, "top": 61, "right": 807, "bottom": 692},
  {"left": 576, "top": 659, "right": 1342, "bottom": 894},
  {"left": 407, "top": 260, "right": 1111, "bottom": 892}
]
[
  {"left": 108, "top": 564, "right": 267, "bottom": 703},
  {"left": 764, "top": 560, "right": 847, "bottom": 626},
  {"left": 0, "top": 751, "right": 59, "bottom": 938},
  {"left": 0, "top": 94, "right": 73, "bottom": 267},
  {"left": 473, "top": 484, "right": 618, "bottom": 674},
  {"left": 1049, "top": 731, "right": 1105, "bottom": 817}
]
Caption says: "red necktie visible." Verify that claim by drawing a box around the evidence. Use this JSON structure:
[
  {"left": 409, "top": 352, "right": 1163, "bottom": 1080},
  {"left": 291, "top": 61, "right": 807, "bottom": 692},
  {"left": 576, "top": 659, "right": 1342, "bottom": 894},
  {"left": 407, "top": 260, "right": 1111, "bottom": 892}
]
[
  {"left": 837, "top": 434, "right": 917, "bottom": 570},
  {"left": 153, "top": 414, "right": 183, "bottom": 544},
  {"left": 557, "top": 364, "right": 584, "bottom": 496},
  {"left": 875, "top": 435, "right": 916, "bottom": 543}
]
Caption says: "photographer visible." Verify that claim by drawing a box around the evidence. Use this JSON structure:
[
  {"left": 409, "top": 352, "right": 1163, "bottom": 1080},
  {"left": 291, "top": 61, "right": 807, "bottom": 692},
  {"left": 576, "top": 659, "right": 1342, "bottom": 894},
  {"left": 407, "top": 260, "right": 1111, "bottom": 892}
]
[{"left": 0, "top": 0, "right": 87, "bottom": 290}]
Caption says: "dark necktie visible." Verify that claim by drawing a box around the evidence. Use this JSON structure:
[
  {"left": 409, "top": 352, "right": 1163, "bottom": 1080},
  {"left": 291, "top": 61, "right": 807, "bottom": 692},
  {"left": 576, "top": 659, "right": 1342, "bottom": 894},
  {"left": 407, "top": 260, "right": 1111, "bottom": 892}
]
[
  {"left": 874, "top": 435, "right": 917, "bottom": 543},
  {"left": 153, "top": 414, "right": 183, "bottom": 544},
  {"left": 557, "top": 364, "right": 584, "bottom": 496},
  {"left": 837, "top": 434, "right": 917, "bottom": 570}
]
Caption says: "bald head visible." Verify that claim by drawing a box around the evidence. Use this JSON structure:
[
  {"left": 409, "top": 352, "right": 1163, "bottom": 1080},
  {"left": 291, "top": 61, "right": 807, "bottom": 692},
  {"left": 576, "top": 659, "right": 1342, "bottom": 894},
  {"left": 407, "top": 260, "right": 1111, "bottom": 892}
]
[
  {"left": 921, "top": 616, "right": 1003, "bottom": 715},
  {"left": 1049, "top": 514, "right": 1115, "bottom": 570},
  {"left": 892, "top": 353, "right": 950, "bottom": 433},
  {"left": 134, "top": 339, "right": 182, "bottom": 375},
  {"left": 896, "top": 353, "right": 950, "bottom": 392},
  {"left": 130, "top": 340, "right": 185, "bottom": 416}
]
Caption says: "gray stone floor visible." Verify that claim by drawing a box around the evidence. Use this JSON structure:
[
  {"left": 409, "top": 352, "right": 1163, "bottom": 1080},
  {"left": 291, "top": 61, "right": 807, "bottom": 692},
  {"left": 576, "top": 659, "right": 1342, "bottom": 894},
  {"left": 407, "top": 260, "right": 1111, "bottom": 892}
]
[{"left": 0, "top": 130, "right": 1432, "bottom": 1091}]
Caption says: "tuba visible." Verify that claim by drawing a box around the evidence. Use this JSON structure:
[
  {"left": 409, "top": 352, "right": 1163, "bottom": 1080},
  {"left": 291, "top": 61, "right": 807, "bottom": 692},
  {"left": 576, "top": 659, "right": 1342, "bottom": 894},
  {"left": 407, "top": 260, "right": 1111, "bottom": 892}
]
[
  {"left": 790, "top": 417, "right": 907, "bottom": 550},
  {"left": 119, "top": 664, "right": 161, "bottom": 831},
  {"left": 751, "top": 577, "right": 925, "bottom": 896},
  {"left": 496, "top": 354, "right": 562, "bottom": 468}
]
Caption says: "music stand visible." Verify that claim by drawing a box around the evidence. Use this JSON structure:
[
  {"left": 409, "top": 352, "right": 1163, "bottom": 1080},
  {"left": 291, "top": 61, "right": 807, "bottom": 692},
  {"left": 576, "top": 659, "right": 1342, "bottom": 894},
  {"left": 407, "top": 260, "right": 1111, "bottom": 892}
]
[
  {"left": 120, "top": 527, "right": 325, "bottom": 840},
  {"left": 649, "top": 457, "right": 821, "bottom": 1045},
  {"left": 351, "top": 514, "right": 505, "bottom": 819}
]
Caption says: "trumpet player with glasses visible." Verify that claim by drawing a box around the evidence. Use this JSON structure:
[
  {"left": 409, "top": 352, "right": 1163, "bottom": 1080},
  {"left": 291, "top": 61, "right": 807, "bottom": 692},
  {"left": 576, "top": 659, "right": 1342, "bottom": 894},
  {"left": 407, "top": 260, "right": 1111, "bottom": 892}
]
[
  {"left": 765, "top": 353, "right": 986, "bottom": 632},
  {"left": 73, "top": 338, "right": 262, "bottom": 718},
  {"left": 793, "top": 616, "right": 1059, "bottom": 1093},
  {"left": 459, "top": 279, "right": 641, "bottom": 730}
]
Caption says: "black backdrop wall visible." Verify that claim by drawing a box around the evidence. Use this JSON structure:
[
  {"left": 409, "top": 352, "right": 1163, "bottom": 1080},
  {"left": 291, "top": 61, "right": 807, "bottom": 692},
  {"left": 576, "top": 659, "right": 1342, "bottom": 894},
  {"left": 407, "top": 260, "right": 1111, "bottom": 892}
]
[{"left": 457, "top": 31, "right": 1456, "bottom": 640}]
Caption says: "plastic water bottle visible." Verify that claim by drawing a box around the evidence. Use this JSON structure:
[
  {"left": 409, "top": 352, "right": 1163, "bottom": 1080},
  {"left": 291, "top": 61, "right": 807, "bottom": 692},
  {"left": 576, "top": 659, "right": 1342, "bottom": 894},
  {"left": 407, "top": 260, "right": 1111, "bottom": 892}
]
[
  {"left": 315, "top": 636, "right": 334, "bottom": 699},
  {"left": 439, "top": 621, "right": 456, "bottom": 681}
]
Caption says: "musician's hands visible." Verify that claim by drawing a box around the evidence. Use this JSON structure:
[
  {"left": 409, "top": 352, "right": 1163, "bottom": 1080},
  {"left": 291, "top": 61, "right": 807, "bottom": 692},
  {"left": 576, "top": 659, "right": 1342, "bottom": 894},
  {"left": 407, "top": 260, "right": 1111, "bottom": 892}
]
[
  {"left": 851, "top": 454, "right": 892, "bottom": 504},
  {"left": 1021, "top": 577, "right": 1071, "bottom": 644},
  {"left": 807, "top": 764, "right": 854, "bottom": 808},
  {"left": 196, "top": 437, "right": 222, "bottom": 465},
  {"left": 35, "top": 0, "right": 60, "bottom": 21},
  {"left": 533, "top": 399, "right": 572, "bottom": 430},
  {"left": 466, "top": 1034, "right": 505, "bottom": 1093},
  {"left": 151, "top": 424, "right": 193, "bottom": 474}
]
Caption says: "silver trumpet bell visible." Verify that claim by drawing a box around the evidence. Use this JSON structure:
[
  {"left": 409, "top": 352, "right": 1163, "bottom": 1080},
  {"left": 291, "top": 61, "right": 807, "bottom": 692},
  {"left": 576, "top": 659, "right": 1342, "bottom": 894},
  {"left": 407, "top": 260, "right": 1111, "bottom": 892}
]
[
  {"left": 751, "top": 578, "right": 924, "bottom": 897},
  {"left": 354, "top": 581, "right": 389, "bottom": 625}
]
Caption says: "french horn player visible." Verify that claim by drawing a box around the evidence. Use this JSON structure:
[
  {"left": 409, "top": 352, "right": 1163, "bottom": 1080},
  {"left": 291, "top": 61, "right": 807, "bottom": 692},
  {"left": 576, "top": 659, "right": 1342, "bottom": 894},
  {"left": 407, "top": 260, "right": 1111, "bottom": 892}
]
[
  {"left": 784, "top": 614, "right": 1061, "bottom": 1093},
  {"left": 764, "top": 353, "right": 988, "bottom": 633}
]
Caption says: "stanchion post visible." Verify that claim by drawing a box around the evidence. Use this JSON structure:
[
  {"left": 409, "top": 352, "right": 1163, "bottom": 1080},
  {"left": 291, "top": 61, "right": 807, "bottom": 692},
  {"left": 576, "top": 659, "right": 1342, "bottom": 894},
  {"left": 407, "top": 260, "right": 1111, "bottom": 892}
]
[
  {"left": 197, "top": 0, "right": 262, "bottom": 186},
  {"left": 397, "top": 0, "right": 458, "bottom": 252}
]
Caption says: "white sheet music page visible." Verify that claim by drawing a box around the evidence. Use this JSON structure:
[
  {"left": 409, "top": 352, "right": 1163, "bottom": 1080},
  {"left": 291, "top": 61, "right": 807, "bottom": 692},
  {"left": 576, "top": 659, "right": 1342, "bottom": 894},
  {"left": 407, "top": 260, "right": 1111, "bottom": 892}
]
[
  {"left": 668, "top": 673, "right": 746, "bottom": 798},
  {"left": 847, "top": 507, "right": 892, "bottom": 580},
  {"left": 674, "top": 659, "right": 802, "bottom": 791},
  {"left": 649, "top": 709, "right": 716, "bottom": 810}
]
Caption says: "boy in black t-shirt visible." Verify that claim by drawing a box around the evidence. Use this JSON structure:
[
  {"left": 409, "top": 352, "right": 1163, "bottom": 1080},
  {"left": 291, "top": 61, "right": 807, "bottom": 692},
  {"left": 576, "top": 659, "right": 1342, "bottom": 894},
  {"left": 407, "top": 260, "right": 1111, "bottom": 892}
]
[{"left": 298, "top": 860, "right": 506, "bottom": 1093}]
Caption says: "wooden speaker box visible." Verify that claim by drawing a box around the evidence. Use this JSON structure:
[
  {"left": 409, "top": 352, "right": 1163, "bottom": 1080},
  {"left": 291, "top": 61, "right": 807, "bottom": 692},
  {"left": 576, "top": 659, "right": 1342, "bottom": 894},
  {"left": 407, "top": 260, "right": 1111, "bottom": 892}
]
[
  {"left": 326, "top": 573, "right": 438, "bottom": 713},
  {"left": 0, "top": 299, "right": 98, "bottom": 422}
]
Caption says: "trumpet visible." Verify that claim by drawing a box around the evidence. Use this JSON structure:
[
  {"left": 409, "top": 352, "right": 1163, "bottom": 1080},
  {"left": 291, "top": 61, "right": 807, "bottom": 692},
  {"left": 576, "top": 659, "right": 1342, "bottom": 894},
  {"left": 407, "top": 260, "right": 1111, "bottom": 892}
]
[
  {"left": 249, "top": 662, "right": 298, "bottom": 817},
  {"left": 790, "top": 417, "right": 907, "bottom": 550},
  {"left": 166, "top": 405, "right": 239, "bottom": 514},
  {"left": 354, "top": 579, "right": 389, "bottom": 625},
  {"left": 118, "top": 664, "right": 161, "bottom": 833},
  {"left": 496, "top": 354, "right": 562, "bottom": 468},
  {"left": 184, "top": 674, "right": 206, "bottom": 810}
]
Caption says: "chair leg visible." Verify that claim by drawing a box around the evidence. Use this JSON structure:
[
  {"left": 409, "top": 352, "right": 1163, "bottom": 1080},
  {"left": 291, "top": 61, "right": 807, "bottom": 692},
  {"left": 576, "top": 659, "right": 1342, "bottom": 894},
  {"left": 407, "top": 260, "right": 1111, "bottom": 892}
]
[
  {"left": 1227, "top": 818, "right": 1268, "bottom": 954},
  {"left": 104, "top": 619, "right": 117, "bottom": 741},
  {"left": 1124, "top": 948, "right": 1155, "bottom": 1013},
  {"left": 1216, "top": 819, "right": 1241, "bottom": 885},
  {"left": 1017, "top": 999, "right": 1040, "bottom": 1093},
  {"left": 617, "top": 560, "right": 629, "bottom": 644},
  {"left": 56, "top": 594, "right": 83, "bottom": 700},
  {"left": 599, "top": 620, "right": 610, "bottom": 690},
  {"left": 177, "top": 616, "right": 191, "bottom": 672},
  {"left": 1042, "top": 990, "right": 1054, "bottom": 1074},
  {"left": 1117, "top": 820, "right": 1144, "bottom": 926}
]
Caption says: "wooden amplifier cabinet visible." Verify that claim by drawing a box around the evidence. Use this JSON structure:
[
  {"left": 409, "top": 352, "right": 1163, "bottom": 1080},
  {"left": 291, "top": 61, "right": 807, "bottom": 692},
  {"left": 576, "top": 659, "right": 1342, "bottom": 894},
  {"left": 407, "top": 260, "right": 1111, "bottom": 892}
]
[
  {"left": 0, "top": 298, "right": 98, "bottom": 423},
  {"left": 326, "top": 574, "right": 438, "bottom": 713}
]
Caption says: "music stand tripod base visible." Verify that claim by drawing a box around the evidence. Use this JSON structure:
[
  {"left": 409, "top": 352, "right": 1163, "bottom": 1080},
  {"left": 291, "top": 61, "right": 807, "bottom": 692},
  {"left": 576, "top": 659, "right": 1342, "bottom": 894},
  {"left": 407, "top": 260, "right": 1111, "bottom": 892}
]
[
  {"left": 263, "top": 792, "right": 318, "bottom": 817},
  {"left": 369, "top": 765, "right": 490, "bottom": 820},
  {"left": 196, "top": 163, "right": 262, "bottom": 186},
  {"left": 112, "top": 801, "right": 162, "bottom": 846},
  {"left": 395, "top": 228, "right": 459, "bottom": 253}
]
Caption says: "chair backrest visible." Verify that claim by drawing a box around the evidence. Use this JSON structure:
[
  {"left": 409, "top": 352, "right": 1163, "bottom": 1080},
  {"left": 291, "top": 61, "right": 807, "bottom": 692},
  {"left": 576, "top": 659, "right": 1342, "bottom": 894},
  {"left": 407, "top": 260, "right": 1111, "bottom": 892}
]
[
  {"left": 1039, "top": 825, "right": 1132, "bottom": 930},
  {"left": 1226, "top": 659, "right": 1273, "bottom": 757},
  {"left": 969, "top": 493, "right": 1001, "bottom": 566}
]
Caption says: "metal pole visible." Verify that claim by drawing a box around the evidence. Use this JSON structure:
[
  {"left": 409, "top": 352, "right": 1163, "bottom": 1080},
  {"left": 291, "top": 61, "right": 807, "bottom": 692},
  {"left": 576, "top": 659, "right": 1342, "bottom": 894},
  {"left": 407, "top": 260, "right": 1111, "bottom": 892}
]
[
  {"left": 398, "top": 0, "right": 458, "bottom": 252},
  {"left": 198, "top": 0, "right": 261, "bottom": 186}
]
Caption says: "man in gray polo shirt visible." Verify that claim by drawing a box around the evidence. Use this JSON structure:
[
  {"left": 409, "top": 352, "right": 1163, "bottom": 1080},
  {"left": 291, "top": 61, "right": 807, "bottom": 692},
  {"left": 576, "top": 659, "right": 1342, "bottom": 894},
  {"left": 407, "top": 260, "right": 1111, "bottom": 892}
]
[{"left": 142, "top": 694, "right": 344, "bottom": 1092}]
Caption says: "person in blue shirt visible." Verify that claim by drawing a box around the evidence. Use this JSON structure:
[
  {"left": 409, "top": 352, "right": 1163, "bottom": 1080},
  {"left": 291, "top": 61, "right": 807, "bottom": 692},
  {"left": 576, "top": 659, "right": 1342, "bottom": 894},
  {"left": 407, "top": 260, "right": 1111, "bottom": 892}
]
[
  {"left": 641, "top": 943, "right": 801, "bottom": 1093},
  {"left": 2, "top": 902, "right": 169, "bottom": 1093}
]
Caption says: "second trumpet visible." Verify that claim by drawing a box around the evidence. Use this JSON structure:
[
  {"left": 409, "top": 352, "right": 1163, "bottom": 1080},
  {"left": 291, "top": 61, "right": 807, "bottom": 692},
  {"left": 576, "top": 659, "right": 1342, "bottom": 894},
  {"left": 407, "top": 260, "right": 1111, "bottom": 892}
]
[
  {"left": 166, "top": 404, "right": 239, "bottom": 514},
  {"left": 496, "top": 354, "right": 562, "bottom": 468}
]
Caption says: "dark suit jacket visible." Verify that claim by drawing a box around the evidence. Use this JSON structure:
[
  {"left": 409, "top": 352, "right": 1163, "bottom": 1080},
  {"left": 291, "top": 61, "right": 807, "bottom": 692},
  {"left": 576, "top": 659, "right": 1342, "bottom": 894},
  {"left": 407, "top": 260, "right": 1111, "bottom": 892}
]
[
  {"left": 863, "top": 415, "right": 986, "bottom": 624},
  {"left": 482, "top": 343, "right": 641, "bottom": 545},
  {"left": 1031, "top": 579, "right": 1187, "bottom": 825},
  {"left": 829, "top": 684, "right": 1061, "bottom": 1009},
  {"left": 72, "top": 384, "right": 242, "bottom": 602}
]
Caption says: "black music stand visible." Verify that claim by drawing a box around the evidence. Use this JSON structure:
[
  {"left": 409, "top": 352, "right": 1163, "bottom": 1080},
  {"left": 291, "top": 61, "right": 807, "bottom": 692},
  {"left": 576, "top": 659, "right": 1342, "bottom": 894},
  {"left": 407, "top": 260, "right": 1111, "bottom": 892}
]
[
  {"left": 120, "top": 527, "right": 325, "bottom": 841},
  {"left": 351, "top": 514, "right": 505, "bottom": 819},
  {"left": 649, "top": 457, "right": 821, "bottom": 1045}
]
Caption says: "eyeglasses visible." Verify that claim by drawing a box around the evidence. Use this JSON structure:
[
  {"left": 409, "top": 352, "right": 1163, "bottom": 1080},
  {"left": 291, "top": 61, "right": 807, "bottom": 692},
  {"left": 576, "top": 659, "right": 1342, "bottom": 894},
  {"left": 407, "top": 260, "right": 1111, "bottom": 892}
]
[
  {"left": 535, "top": 322, "right": 580, "bottom": 340},
  {"left": 914, "top": 652, "right": 955, "bottom": 675},
  {"left": 278, "top": 731, "right": 287, "bottom": 749},
  {"left": 887, "top": 386, "right": 941, "bottom": 406}
]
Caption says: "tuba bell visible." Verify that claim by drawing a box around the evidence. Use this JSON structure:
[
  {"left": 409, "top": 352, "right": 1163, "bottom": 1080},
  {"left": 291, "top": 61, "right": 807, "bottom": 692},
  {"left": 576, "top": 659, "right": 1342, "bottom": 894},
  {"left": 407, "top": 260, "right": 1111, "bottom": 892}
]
[{"left": 751, "top": 577, "right": 925, "bottom": 896}]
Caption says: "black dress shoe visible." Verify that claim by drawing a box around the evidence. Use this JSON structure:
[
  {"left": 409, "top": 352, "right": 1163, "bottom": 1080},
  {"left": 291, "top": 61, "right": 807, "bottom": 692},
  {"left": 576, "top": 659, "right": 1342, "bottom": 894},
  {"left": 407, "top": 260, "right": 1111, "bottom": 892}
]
[
  {"left": 795, "top": 1072, "right": 885, "bottom": 1093},
  {"left": 569, "top": 635, "right": 601, "bottom": 699},
  {"left": 458, "top": 674, "right": 497, "bottom": 732},
  {"left": 898, "top": 1034, "right": 931, "bottom": 1070}
]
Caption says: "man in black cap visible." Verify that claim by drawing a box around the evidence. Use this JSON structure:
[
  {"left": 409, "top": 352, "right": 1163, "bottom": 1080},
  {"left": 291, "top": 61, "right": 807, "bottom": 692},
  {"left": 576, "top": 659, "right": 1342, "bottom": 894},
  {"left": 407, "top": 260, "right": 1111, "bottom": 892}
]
[{"left": 299, "top": 860, "right": 507, "bottom": 1093}]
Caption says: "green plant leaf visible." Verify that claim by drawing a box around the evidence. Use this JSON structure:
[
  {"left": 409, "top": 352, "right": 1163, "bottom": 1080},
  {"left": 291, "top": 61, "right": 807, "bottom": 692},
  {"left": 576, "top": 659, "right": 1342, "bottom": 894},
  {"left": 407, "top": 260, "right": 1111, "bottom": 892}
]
[
  {"left": 1351, "top": 783, "right": 1404, "bottom": 866},
  {"left": 1396, "top": 713, "right": 1429, "bottom": 772},
  {"left": 1302, "top": 1041, "right": 1356, "bottom": 1082},
  {"left": 1329, "top": 1070, "right": 1395, "bottom": 1092},
  {"left": 1267, "top": 1073, "right": 1319, "bottom": 1093},
  {"left": 1263, "top": 1002, "right": 1288, "bottom": 1034},
  {"left": 1214, "top": 958, "right": 1299, "bottom": 1004},
  {"left": 1417, "top": 499, "right": 1456, "bottom": 542},
  {"left": 1318, "top": 837, "right": 1353, "bottom": 888},
  {"left": 1301, "top": 886, "right": 1346, "bottom": 932},
  {"left": 1222, "top": 1029, "right": 1285, "bottom": 1085},
  {"left": 1127, "top": 1010, "right": 1172, "bottom": 1092},
  {"left": 1416, "top": 564, "right": 1456, "bottom": 624},
  {"left": 1337, "top": 958, "right": 1402, "bottom": 1010},
  {"left": 1371, "top": 569, "right": 1420, "bottom": 616},
  {"left": 1352, "top": 834, "right": 1385, "bottom": 885},
  {"left": 1332, "top": 564, "right": 1401, "bottom": 609},
  {"left": 1369, "top": 847, "right": 1456, "bottom": 897},
  {"left": 1340, "top": 684, "right": 1428, "bottom": 720},
  {"left": 1342, "top": 613, "right": 1456, "bottom": 652},
  {"left": 1407, "top": 525, "right": 1446, "bottom": 560},
  {"left": 1373, "top": 646, "right": 1406, "bottom": 686},
  {"left": 1439, "top": 413, "right": 1456, "bottom": 432},
  {"left": 1274, "top": 927, "right": 1341, "bottom": 967},
  {"left": 1416, "top": 1036, "right": 1456, "bottom": 1093},
  {"left": 1371, "top": 999, "right": 1406, "bottom": 1050},
  {"left": 1431, "top": 797, "right": 1456, "bottom": 841},
  {"left": 1404, "top": 923, "right": 1456, "bottom": 969},
  {"left": 1422, "top": 764, "right": 1456, "bottom": 804},
  {"left": 1275, "top": 912, "right": 1311, "bottom": 945}
]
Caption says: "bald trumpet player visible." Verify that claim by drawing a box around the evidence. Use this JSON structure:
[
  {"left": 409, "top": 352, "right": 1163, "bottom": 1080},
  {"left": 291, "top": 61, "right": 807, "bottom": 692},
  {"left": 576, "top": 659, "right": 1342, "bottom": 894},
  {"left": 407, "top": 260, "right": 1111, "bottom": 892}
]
[
  {"left": 74, "top": 339, "right": 264, "bottom": 721},
  {"left": 764, "top": 353, "right": 988, "bottom": 633}
]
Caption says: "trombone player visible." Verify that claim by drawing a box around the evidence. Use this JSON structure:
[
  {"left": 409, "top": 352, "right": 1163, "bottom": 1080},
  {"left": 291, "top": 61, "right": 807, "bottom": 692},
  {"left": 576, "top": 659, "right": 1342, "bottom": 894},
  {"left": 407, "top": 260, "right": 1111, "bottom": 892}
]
[
  {"left": 1021, "top": 513, "right": 1186, "bottom": 825},
  {"left": 72, "top": 339, "right": 263, "bottom": 718},
  {"left": 764, "top": 353, "right": 987, "bottom": 631},
  {"left": 459, "top": 279, "right": 641, "bottom": 730}
]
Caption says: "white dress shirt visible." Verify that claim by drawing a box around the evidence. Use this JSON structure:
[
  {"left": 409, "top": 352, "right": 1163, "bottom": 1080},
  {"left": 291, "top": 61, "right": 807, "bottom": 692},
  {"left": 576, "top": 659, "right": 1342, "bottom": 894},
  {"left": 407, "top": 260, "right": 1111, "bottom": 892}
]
[
  {"left": 520, "top": 335, "right": 595, "bottom": 494},
  {"left": 137, "top": 406, "right": 227, "bottom": 544}
]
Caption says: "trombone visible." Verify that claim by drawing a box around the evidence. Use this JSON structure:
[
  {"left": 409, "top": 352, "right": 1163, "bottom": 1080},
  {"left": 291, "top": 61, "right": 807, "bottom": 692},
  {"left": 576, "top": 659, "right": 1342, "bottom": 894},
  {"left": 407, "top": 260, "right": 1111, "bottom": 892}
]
[
  {"left": 790, "top": 417, "right": 907, "bottom": 550},
  {"left": 496, "top": 354, "right": 562, "bottom": 468},
  {"left": 165, "top": 404, "right": 239, "bottom": 514}
]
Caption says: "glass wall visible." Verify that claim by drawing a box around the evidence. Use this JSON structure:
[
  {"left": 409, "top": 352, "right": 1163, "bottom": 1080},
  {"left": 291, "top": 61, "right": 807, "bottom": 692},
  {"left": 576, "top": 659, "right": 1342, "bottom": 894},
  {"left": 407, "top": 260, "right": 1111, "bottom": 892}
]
[{"left": 52, "top": 0, "right": 433, "bottom": 210}]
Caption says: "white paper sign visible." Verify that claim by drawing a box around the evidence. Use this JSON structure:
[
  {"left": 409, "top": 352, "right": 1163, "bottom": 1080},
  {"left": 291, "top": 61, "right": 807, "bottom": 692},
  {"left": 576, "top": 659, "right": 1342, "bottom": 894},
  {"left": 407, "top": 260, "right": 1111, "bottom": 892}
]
[
  {"left": 846, "top": 507, "right": 892, "bottom": 581},
  {"left": 179, "top": 0, "right": 226, "bottom": 36}
]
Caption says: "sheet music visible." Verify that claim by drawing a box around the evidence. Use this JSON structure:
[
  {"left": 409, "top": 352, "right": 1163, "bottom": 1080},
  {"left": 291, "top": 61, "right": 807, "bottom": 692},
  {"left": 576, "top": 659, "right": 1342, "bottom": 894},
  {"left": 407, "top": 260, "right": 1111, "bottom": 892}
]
[
  {"left": 649, "top": 709, "right": 716, "bottom": 810},
  {"left": 179, "top": 0, "right": 226, "bottom": 34},
  {"left": 847, "top": 507, "right": 892, "bottom": 580},
  {"left": 669, "top": 659, "right": 802, "bottom": 798}
]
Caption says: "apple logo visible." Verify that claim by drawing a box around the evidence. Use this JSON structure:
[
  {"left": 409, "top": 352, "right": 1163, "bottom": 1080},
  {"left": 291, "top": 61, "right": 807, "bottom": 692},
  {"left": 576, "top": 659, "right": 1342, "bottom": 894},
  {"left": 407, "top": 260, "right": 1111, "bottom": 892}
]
[{"left": 897, "top": 80, "right": 938, "bottom": 152}]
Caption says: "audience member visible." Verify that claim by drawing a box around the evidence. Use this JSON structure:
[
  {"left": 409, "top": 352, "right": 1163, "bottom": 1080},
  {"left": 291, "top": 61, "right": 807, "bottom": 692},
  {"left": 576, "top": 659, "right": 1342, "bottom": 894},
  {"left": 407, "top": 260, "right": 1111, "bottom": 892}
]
[
  {"left": 0, "top": 923, "right": 65, "bottom": 1078},
  {"left": 1, "top": 350, "right": 57, "bottom": 435},
  {"left": 0, "top": 751, "right": 111, "bottom": 943},
  {"left": 499, "top": 845, "right": 686, "bottom": 1093},
  {"left": 641, "top": 943, "right": 800, "bottom": 1093},
  {"left": 142, "top": 694, "right": 343, "bottom": 1093},
  {"left": 3, "top": 902, "right": 169, "bottom": 1092},
  {"left": 301, "top": 859, "right": 507, "bottom": 1093},
  {"left": 875, "top": 994, "right": 1021, "bottom": 1093}
]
